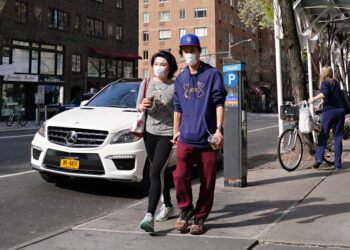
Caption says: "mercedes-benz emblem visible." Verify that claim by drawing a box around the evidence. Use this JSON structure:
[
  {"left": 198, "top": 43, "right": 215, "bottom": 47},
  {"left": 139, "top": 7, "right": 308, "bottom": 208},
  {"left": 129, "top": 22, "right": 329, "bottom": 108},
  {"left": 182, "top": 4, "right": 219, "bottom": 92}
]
[{"left": 66, "top": 131, "right": 78, "bottom": 145}]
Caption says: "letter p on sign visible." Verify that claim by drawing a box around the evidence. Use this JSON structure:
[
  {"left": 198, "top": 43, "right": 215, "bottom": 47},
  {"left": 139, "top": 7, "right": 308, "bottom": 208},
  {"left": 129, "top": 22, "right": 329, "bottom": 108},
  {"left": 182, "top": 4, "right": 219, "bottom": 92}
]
[{"left": 224, "top": 72, "right": 238, "bottom": 87}]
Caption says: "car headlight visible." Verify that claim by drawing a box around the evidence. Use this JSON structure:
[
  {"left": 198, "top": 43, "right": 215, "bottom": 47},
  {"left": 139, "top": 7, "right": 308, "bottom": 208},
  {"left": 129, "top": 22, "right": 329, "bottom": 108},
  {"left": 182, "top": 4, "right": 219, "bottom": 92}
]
[
  {"left": 111, "top": 129, "right": 141, "bottom": 144},
  {"left": 37, "top": 121, "right": 46, "bottom": 138}
]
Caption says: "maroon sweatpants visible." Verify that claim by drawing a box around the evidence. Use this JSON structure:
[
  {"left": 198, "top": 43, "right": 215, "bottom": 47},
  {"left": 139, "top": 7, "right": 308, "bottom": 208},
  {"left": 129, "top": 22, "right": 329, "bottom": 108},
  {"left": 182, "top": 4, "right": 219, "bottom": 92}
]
[{"left": 173, "top": 141, "right": 218, "bottom": 220}]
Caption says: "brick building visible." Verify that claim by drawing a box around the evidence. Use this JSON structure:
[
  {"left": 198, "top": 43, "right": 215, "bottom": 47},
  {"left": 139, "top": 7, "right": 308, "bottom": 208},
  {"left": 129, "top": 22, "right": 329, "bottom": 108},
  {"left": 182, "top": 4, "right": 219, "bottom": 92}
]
[
  {"left": 138, "top": 0, "right": 276, "bottom": 111},
  {"left": 0, "top": 0, "right": 139, "bottom": 121}
]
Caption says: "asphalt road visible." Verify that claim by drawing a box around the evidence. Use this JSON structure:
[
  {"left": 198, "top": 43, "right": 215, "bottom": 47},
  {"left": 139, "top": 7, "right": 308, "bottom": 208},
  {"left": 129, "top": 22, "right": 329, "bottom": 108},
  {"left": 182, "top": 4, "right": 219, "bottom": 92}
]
[{"left": 0, "top": 113, "right": 281, "bottom": 249}]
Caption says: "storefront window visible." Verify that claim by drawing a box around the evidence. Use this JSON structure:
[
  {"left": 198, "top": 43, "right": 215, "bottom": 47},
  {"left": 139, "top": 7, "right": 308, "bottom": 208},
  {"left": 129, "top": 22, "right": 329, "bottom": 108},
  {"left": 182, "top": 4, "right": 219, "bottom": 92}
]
[
  {"left": 44, "top": 85, "right": 60, "bottom": 104},
  {"left": 56, "top": 53, "right": 63, "bottom": 75},
  {"left": 1, "top": 84, "right": 24, "bottom": 116},
  {"left": 88, "top": 57, "right": 100, "bottom": 77},
  {"left": 13, "top": 48, "right": 30, "bottom": 73},
  {"left": 40, "top": 51, "right": 55, "bottom": 75},
  {"left": 2, "top": 47, "right": 10, "bottom": 64},
  {"left": 107, "top": 59, "right": 116, "bottom": 78},
  {"left": 123, "top": 61, "right": 133, "bottom": 78},
  {"left": 31, "top": 51, "right": 38, "bottom": 74},
  {"left": 100, "top": 58, "right": 106, "bottom": 78},
  {"left": 117, "top": 60, "right": 123, "bottom": 78}
]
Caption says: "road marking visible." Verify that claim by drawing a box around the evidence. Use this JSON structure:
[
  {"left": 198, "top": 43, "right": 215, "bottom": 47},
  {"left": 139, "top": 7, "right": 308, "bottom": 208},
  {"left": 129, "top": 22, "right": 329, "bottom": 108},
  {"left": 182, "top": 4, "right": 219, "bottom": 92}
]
[
  {"left": 0, "top": 170, "right": 36, "bottom": 179},
  {"left": 248, "top": 125, "right": 279, "bottom": 133},
  {"left": 0, "top": 134, "right": 35, "bottom": 139}
]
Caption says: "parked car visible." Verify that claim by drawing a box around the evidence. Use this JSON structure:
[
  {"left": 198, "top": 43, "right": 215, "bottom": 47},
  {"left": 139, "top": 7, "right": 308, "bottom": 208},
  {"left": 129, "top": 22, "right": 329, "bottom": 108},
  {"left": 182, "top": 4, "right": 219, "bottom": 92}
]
[
  {"left": 31, "top": 78, "right": 176, "bottom": 192},
  {"left": 57, "top": 93, "right": 95, "bottom": 113}
]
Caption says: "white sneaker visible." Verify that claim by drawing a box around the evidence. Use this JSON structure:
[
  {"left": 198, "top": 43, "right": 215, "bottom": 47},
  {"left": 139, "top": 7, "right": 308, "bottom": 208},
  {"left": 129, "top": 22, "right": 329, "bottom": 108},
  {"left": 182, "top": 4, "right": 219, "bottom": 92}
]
[
  {"left": 156, "top": 204, "right": 175, "bottom": 222},
  {"left": 140, "top": 213, "right": 154, "bottom": 232}
]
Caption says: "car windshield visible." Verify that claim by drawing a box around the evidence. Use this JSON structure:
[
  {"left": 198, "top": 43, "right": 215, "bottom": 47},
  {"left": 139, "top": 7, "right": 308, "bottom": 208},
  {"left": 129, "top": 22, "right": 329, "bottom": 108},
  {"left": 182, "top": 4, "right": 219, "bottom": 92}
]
[{"left": 87, "top": 83, "right": 140, "bottom": 108}]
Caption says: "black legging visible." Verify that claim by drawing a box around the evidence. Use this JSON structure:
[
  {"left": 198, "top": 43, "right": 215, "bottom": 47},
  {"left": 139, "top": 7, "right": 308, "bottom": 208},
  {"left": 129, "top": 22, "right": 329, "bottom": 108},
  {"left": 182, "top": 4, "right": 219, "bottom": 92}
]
[{"left": 143, "top": 131, "right": 173, "bottom": 215}]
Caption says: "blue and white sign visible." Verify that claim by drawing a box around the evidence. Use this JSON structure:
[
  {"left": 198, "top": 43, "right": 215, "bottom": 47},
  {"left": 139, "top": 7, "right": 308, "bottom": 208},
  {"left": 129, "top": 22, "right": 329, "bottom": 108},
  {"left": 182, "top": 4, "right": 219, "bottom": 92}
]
[
  {"left": 223, "top": 64, "right": 246, "bottom": 73},
  {"left": 224, "top": 72, "right": 238, "bottom": 87}
]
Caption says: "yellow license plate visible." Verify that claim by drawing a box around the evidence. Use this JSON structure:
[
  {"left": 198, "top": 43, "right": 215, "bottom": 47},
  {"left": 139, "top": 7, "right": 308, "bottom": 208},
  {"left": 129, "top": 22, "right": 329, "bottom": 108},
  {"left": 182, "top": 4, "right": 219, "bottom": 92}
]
[{"left": 60, "top": 157, "right": 79, "bottom": 169}]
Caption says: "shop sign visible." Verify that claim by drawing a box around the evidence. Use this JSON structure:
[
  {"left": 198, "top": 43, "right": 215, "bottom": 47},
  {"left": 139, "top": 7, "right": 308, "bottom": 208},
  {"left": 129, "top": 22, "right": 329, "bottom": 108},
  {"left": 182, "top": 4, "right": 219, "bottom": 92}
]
[
  {"left": 3, "top": 74, "right": 38, "bottom": 82},
  {"left": 39, "top": 75, "right": 64, "bottom": 83}
]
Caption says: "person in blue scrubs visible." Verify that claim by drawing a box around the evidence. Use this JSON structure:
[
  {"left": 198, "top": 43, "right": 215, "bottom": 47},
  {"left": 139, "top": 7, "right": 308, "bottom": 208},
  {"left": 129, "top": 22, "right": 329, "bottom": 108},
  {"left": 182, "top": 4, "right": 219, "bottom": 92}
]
[{"left": 308, "top": 66, "right": 345, "bottom": 170}]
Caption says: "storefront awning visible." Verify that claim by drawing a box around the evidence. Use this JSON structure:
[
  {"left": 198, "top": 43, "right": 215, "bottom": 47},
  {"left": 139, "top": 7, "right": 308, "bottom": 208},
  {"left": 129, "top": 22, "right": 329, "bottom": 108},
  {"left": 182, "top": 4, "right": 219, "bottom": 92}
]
[
  {"left": 90, "top": 47, "right": 142, "bottom": 60},
  {"left": 251, "top": 85, "right": 265, "bottom": 95}
]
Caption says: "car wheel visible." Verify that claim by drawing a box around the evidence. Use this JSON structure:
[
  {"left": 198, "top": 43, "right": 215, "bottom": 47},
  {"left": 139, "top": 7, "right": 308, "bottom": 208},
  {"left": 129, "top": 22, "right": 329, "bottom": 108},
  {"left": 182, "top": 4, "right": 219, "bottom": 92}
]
[
  {"left": 39, "top": 172, "right": 70, "bottom": 184},
  {"left": 132, "top": 160, "right": 150, "bottom": 196}
]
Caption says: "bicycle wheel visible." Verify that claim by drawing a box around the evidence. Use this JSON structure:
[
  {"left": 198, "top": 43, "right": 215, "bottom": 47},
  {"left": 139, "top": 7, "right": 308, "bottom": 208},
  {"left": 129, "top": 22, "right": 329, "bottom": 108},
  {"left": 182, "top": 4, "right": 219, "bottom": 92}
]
[
  {"left": 6, "top": 115, "right": 14, "bottom": 127},
  {"left": 278, "top": 128, "right": 303, "bottom": 171},
  {"left": 323, "top": 137, "right": 335, "bottom": 165},
  {"left": 19, "top": 115, "right": 28, "bottom": 126}
]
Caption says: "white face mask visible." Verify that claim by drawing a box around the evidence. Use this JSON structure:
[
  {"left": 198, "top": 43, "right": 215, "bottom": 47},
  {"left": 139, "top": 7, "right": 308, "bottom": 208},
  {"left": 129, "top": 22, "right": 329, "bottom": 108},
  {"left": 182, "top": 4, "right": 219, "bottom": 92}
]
[
  {"left": 153, "top": 65, "right": 166, "bottom": 78},
  {"left": 184, "top": 53, "right": 197, "bottom": 66}
]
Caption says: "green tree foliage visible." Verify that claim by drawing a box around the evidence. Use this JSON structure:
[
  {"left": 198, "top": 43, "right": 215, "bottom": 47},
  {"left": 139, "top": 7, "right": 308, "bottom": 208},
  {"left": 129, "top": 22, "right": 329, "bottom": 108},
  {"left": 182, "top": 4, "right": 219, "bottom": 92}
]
[{"left": 237, "top": 0, "right": 274, "bottom": 29}]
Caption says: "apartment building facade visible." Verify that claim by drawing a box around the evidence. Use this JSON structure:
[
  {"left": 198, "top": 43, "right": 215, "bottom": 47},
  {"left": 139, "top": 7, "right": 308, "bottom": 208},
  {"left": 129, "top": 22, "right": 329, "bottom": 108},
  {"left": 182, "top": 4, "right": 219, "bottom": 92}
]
[
  {"left": 138, "top": 0, "right": 276, "bottom": 111},
  {"left": 0, "top": 0, "right": 139, "bottom": 120}
]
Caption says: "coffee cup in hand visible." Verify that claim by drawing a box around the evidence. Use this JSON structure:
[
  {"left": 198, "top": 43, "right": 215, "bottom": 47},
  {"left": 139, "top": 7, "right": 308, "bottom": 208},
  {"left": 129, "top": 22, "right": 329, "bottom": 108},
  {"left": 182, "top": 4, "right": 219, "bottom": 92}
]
[{"left": 208, "top": 135, "right": 219, "bottom": 151}]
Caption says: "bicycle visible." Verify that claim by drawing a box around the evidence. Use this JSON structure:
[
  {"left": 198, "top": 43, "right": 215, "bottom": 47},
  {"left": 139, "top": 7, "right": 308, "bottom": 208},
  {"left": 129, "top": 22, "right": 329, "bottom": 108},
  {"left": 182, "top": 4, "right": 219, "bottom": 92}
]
[
  {"left": 277, "top": 101, "right": 335, "bottom": 171},
  {"left": 6, "top": 107, "right": 28, "bottom": 127}
]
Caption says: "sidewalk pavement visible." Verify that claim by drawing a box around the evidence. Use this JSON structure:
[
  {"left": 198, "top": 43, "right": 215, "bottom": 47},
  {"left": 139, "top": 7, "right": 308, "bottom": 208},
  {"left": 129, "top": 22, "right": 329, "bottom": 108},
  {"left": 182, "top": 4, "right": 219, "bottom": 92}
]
[
  {"left": 0, "top": 121, "right": 40, "bottom": 132},
  {"left": 10, "top": 141, "right": 350, "bottom": 250}
]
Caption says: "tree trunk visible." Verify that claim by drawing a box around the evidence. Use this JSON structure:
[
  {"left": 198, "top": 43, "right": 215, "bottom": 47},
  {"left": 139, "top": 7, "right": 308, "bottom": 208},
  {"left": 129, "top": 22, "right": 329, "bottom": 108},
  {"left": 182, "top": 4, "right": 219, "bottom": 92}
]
[{"left": 279, "top": 0, "right": 313, "bottom": 154}]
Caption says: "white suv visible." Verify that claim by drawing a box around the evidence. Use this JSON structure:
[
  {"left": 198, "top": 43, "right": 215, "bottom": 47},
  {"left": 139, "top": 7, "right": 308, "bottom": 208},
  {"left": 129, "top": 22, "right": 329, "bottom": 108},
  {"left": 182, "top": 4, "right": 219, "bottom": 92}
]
[{"left": 31, "top": 79, "right": 176, "bottom": 190}]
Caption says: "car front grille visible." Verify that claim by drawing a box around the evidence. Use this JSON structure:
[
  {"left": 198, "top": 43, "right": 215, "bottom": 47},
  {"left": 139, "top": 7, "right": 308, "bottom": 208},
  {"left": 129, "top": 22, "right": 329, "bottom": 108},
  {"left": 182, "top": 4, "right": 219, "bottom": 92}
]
[
  {"left": 43, "top": 149, "right": 105, "bottom": 175},
  {"left": 48, "top": 126, "right": 108, "bottom": 148}
]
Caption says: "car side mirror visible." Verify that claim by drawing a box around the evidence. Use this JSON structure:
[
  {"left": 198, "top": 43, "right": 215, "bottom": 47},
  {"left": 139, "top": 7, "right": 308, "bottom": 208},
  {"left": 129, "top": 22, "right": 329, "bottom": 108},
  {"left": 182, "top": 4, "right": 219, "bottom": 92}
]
[{"left": 80, "top": 100, "right": 89, "bottom": 106}]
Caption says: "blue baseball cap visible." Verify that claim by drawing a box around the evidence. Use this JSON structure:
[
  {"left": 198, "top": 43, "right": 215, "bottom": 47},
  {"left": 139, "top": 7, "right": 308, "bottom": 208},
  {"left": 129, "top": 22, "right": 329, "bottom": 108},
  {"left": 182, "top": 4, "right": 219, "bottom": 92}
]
[{"left": 179, "top": 34, "right": 200, "bottom": 47}]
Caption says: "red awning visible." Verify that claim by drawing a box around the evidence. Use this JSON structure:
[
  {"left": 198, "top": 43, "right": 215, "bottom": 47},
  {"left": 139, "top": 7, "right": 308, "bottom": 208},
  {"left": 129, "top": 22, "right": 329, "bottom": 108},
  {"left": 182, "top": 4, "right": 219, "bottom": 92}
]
[
  {"left": 90, "top": 47, "right": 142, "bottom": 60},
  {"left": 251, "top": 85, "right": 265, "bottom": 95}
]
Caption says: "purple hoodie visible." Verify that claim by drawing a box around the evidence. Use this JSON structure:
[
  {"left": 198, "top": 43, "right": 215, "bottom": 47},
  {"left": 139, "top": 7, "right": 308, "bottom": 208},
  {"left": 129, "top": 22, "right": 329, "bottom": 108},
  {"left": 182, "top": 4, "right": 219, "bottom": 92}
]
[{"left": 174, "top": 61, "right": 227, "bottom": 147}]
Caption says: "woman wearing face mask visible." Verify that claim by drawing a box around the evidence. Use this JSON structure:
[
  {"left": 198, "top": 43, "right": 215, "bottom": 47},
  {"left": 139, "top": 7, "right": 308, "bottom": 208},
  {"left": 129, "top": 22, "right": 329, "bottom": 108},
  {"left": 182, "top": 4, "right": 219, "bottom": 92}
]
[{"left": 137, "top": 50, "right": 178, "bottom": 233}]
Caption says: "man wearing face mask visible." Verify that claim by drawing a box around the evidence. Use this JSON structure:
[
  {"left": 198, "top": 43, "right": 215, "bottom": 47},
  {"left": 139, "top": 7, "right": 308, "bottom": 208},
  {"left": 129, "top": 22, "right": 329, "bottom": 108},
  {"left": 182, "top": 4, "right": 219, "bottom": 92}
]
[{"left": 172, "top": 34, "right": 227, "bottom": 235}]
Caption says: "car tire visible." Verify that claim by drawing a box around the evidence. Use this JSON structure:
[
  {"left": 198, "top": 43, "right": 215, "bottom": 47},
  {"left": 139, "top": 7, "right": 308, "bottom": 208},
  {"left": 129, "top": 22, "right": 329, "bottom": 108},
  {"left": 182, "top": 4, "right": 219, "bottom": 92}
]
[{"left": 39, "top": 172, "right": 70, "bottom": 184}]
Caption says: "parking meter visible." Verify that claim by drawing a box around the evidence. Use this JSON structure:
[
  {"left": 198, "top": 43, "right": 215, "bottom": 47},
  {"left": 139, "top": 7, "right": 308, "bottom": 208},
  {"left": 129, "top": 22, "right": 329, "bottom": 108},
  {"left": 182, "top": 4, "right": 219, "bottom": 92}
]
[{"left": 222, "top": 59, "right": 248, "bottom": 187}]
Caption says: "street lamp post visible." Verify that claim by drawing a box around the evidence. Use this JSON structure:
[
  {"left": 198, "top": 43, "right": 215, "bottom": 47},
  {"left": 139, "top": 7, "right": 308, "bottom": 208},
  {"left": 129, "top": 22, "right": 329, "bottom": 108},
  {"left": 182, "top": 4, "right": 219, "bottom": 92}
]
[{"left": 228, "top": 39, "right": 253, "bottom": 58}]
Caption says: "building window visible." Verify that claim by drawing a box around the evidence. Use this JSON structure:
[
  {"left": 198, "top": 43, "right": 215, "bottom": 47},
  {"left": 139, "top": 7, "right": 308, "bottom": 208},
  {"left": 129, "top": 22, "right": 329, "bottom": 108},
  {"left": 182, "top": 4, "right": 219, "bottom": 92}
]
[
  {"left": 87, "top": 18, "right": 103, "bottom": 38},
  {"left": 218, "top": 10, "right": 221, "bottom": 21},
  {"left": 225, "top": 31, "right": 228, "bottom": 41},
  {"left": 242, "top": 55, "right": 247, "bottom": 63},
  {"left": 143, "top": 13, "right": 149, "bottom": 23},
  {"left": 242, "top": 37, "right": 248, "bottom": 47},
  {"left": 242, "top": 22, "right": 246, "bottom": 30},
  {"left": 251, "top": 40, "right": 256, "bottom": 50},
  {"left": 15, "top": 1, "right": 27, "bottom": 23},
  {"left": 143, "top": 50, "right": 148, "bottom": 60},
  {"left": 88, "top": 57, "right": 100, "bottom": 77},
  {"left": 143, "top": 0, "right": 148, "bottom": 3},
  {"left": 224, "top": 13, "right": 227, "bottom": 23},
  {"left": 31, "top": 51, "right": 38, "bottom": 74},
  {"left": 179, "top": 28, "right": 186, "bottom": 38},
  {"left": 179, "top": 9, "right": 185, "bottom": 20},
  {"left": 230, "top": 0, "right": 234, "bottom": 7},
  {"left": 218, "top": 29, "right": 222, "bottom": 41},
  {"left": 230, "top": 15, "right": 234, "bottom": 26},
  {"left": 159, "top": 0, "right": 170, "bottom": 2},
  {"left": 143, "top": 31, "right": 149, "bottom": 41},
  {"left": 116, "top": 25, "right": 123, "bottom": 41},
  {"left": 72, "top": 54, "right": 81, "bottom": 72},
  {"left": 116, "top": 0, "right": 123, "bottom": 8},
  {"left": 40, "top": 52, "right": 56, "bottom": 75},
  {"left": 251, "top": 56, "right": 256, "bottom": 65},
  {"left": 143, "top": 69, "right": 149, "bottom": 78},
  {"left": 159, "top": 11, "right": 171, "bottom": 22},
  {"left": 194, "top": 27, "right": 207, "bottom": 38},
  {"left": 75, "top": 15, "right": 80, "bottom": 29},
  {"left": 159, "top": 30, "right": 171, "bottom": 40},
  {"left": 258, "top": 31, "right": 262, "bottom": 40},
  {"left": 48, "top": 9, "right": 69, "bottom": 31},
  {"left": 13, "top": 48, "right": 30, "bottom": 73},
  {"left": 229, "top": 33, "right": 234, "bottom": 43},
  {"left": 200, "top": 47, "right": 207, "bottom": 57},
  {"left": 194, "top": 8, "right": 207, "bottom": 19}
]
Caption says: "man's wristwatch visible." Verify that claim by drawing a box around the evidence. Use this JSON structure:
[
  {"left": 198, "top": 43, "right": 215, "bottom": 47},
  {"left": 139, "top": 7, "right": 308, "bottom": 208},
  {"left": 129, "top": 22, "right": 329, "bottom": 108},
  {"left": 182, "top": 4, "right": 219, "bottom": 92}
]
[{"left": 216, "top": 126, "right": 223, "bottom": 132}]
